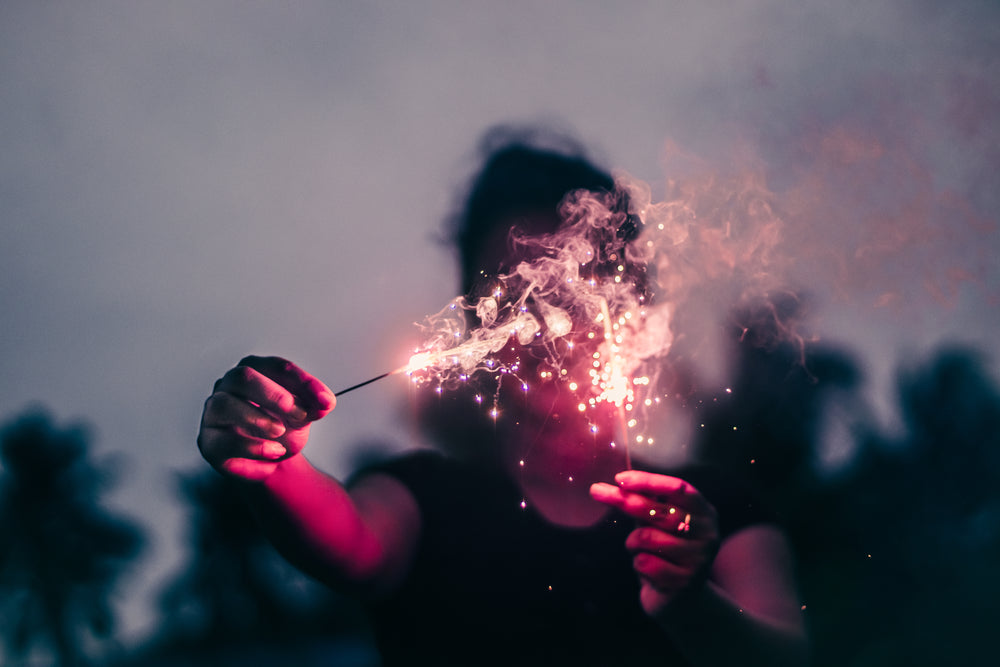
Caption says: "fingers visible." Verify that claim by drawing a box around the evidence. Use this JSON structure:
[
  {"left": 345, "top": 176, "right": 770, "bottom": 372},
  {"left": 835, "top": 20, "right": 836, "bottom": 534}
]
[
  {"left": 590, "top": 481, "right": 690, "bottom": 523},
  {"left": 197, "top": 425, "right": 288, "bottom": 464},
  {"left": 591, "top": 482, "right": 658, "bottom": 520},
  {"left": 627, "top": 525, "right": 719, "bottom": 610},
  {"left": 202, "top": 392, "right": 287, "bottom": 439},
  {"left": 590, "top": 475, "right": 718, "bottom": 540},
  {"left": 213, "top": 366, "right": 304, "bottom": 426},
  {"left": 198, "top": 356, "right": 333, "bottom": 483},
  {"left": 632, "top": 552, "right": 691, "bottom": 590},
  {"left": 199, "top": 425, "right": 287, "bottom": 458},
  {"left": 235, "top": 356, "right": 335, "bottom": 419},
  {"left": 593, "top": 470, "right": 724, "bottom": 616},
  {"left": 199, "top": 388, "right": 294, "bottom": 479},
  {"left": 625, "top": 526, "right": 708, "bottom": 566},
  {"left": 590, "top": 481, "right": 630, "bottom": 508},
  {"left": 614, "top": 470, "right": 717, "bottom": 517}
]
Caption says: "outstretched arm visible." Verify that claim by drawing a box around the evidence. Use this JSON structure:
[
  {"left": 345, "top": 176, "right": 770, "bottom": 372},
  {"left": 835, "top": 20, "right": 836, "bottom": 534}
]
[
  {"left": 198, "top": 355, "right": 420, "bottom": 597},
  {"left": 592, "top": 471, "right": 807, "bottom": 667}
]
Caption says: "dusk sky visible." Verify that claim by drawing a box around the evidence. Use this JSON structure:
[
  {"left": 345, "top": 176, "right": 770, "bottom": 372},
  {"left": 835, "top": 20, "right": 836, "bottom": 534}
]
[{"left": 2, "top": 0, "right": 997, "bottom": 645}]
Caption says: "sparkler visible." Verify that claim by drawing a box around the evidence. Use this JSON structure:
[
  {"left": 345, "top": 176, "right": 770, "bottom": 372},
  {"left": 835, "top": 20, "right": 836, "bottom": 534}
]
[
  {"left": 335, "top": 169, "right": 789, "bottom": 463},
  {"left": 329, "top": 187, "right": 665, "bottom": 469}
]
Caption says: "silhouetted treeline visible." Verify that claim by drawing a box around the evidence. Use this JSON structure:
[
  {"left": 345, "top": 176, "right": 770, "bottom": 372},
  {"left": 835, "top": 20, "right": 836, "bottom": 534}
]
[
  {"left": 129, "top": 470, "right": 376, "bottom": 666},
  {"left": 826, "top": 348, "right": 1000, "bottom": 667},
  {"left": 0, "top": 408, "right": 144, "bottom": 667},
  {"left": 695, "top": 309, "right": 1000, "bottom": 667}
]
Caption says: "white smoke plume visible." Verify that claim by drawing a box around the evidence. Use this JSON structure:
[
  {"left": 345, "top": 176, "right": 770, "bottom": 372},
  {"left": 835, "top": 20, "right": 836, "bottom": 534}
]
[{"left": 404, "top": 163, "right": 791, "bottom": 424}]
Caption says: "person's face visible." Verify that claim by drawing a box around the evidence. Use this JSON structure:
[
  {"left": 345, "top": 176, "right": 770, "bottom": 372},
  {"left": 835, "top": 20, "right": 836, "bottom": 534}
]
[
  {"left": 471, "top": 213, "right": 622, "bottom": 467},
  {"left": 494, "top": 341, "right": 620, "bottom": 463}
]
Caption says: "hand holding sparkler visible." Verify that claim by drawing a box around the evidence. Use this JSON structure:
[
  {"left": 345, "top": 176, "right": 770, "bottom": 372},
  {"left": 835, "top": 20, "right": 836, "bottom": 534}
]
[
  {"left": 198, "top": 356, "right": 336, "bottom": 482},
  {"left": 591, "top": 470, "right": 720, "bottom": 616}
]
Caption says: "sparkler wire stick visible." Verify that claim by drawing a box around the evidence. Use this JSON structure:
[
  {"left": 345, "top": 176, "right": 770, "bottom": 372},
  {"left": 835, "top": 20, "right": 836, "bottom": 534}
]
[
  {"left": 333, "top": 335, "right": 495, "bottom": 397},
  {"left": 334, "top": 371, "right": 393, "bottom": 396},
  {"left": 333, "top": 351, "right": 451, "bottom": 396},
  {"left": 618, "top": 406, "right": 633, "bottom": 472}
]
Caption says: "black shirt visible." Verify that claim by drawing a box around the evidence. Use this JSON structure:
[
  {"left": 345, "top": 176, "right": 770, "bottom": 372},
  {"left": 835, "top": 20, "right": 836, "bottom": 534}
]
[{"left": 362, "top": 450, "right": 772, "bottom": 666}]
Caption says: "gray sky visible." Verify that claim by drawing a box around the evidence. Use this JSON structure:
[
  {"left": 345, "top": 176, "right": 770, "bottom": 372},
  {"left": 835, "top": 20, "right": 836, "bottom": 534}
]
[{"left": 2, "top": 0, "right": 997, "bottom": 645}]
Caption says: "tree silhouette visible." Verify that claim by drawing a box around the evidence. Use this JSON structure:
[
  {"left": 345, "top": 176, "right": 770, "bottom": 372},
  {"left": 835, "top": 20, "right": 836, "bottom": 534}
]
[
  {"left": 830, "top": 348, "right": 1000, "bottom": 666},
  {"left": 148, "top": 469, "right": 374, "bottom": 665},
  {"left": 693, "top": 337, "right": 1000, "bottom": 666},
  {"left": 0, "top": 408, "right": 144, "bottom": 666},
  {"left": 692, "top": 297, "right": 862, "bottom": 521}
]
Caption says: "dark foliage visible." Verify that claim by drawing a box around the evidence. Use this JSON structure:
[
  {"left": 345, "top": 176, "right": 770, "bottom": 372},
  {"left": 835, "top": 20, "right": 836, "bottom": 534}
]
[
  {"left": 143, "top": 469, "right": 375, "bottom": 665},
  {"left": 0, "top": 408, "right": 144, "bottom": 666},
  {"left": 694, "top": 319, "right": 1000, "bottom": 667}
]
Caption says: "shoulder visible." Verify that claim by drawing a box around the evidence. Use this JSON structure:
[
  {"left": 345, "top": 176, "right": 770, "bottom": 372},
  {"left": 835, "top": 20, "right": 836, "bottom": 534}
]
[{"left": 712, "top": 523, "right": 805, "bottom": 632}]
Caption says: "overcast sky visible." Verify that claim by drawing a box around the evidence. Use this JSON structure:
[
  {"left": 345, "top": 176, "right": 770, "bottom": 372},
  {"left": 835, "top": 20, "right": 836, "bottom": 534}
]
[{"left": 2, "top": 0, "right": 997, "bottom": 645}]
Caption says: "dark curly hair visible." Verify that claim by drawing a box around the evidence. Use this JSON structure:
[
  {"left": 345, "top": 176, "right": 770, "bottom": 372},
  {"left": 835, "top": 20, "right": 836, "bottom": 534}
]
[{"left": 449, "top": 125, "right": 617, "bottom": 295}]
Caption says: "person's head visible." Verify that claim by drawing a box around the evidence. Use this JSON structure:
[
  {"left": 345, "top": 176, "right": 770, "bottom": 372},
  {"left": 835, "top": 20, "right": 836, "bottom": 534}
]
[
  {"left": 417, "top": 127, "right": 629, "bottom": 468},
  {"left": 448, "top": 126, "right": 617, "bottom": 296}
]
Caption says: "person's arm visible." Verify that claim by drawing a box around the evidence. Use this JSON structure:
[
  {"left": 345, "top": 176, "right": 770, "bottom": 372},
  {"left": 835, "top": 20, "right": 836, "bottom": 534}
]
[
  {"left": 654, "top": 524, "right": 807, "bottom": 667},
  {"left": 198, "top": 355, "right": 421, "bottom": 598},
  {"left": 591, "top": 471, "right": 807, "bottom": 667}
]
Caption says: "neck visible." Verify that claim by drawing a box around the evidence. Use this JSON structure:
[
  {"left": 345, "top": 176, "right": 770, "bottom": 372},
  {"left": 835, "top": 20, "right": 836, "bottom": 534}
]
[{"left": 505, "top": 443, "right": 626, "bottom": 528}]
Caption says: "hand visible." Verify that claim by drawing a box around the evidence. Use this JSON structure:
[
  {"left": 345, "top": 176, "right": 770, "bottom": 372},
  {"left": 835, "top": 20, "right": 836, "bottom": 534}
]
[
  {"left": 591, "top": 470, "right": 720, "bottom": 617},
  {"left": 198, "top": 356, "right": 335, "bottom": 482}
]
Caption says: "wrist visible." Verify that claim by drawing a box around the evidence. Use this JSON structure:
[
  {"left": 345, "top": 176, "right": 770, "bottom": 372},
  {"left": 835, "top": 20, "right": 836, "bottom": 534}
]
[{"left": 260, "top": 451, "right": 314, "bottom": 491}]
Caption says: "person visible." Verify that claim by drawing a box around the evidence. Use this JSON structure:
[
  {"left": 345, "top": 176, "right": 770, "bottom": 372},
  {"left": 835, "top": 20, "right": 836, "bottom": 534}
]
[{"left": 197, "top": 127, "right": 808, "bottom": 666}]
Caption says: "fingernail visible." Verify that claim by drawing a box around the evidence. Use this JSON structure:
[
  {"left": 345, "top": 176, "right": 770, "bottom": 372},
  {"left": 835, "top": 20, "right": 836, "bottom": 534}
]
[
  {"left": 317, "top": 390, "right": 335, "bottom": 410},
  {"left": 266, "top": 420, "right": 286, "bottom": 438},
  {"left": 290, "top": 404, "right": 309, "bottom": 423},
  {"left": 263, "top": 442, "right": 286, "bottom": 459}
]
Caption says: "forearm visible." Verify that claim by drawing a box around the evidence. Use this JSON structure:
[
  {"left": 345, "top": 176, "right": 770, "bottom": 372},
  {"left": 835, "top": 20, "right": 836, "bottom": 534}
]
[
  {"left": 656, "top": 581, "right": 808, "bottom": 667},
  {"left": 240, "top": 454, "right": 386, "bottom": 592}
]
